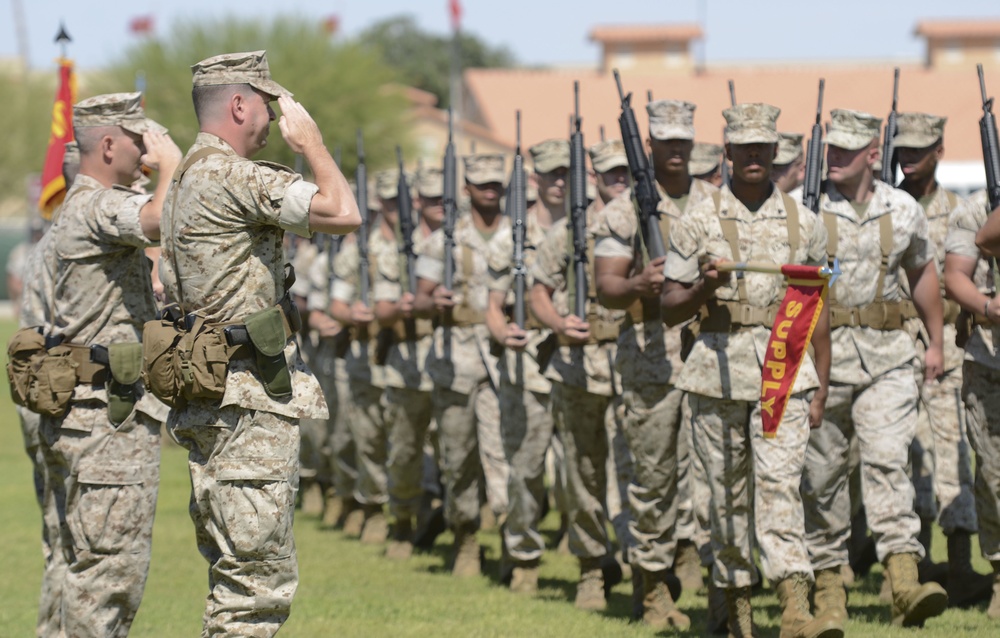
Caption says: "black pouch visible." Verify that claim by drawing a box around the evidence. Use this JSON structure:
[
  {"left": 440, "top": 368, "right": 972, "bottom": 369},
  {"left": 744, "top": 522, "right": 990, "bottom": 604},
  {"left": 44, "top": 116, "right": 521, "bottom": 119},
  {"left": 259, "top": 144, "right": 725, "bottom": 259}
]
[
  {"left": 108, "top": 343, "right": 143, "bottom": 425},
  {"left": 535, "top": 333, "right": 558, "bottom": 373},
  {"left": 244, "top": 306, "right": 293, "bottom": 399}
]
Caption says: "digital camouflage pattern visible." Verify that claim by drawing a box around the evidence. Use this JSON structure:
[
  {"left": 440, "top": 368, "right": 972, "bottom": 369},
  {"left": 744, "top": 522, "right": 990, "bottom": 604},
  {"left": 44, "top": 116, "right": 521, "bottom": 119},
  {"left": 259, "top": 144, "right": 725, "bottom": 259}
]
[
  {"left": 593, "top": 178, "right": 718, "bottom": 388},
  {"left": 666, "top": 185, "right": 827, "bottom": 400},
  {"left": 161, "top": 132, "right": 327, "bottom": 420},
  {"left": 162, "top": 129, "right": 325, "bottom": 635}
]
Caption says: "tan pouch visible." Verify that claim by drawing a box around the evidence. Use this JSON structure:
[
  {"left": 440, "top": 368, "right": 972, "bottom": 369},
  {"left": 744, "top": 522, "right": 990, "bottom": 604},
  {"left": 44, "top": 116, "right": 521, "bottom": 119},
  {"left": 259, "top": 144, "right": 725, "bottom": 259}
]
[
  {"left": 180, "top": 316, "right": 229, "bottom": 401},
  {"left": 7, "top": 327, "right": 46, "bottom": 407},
  {"left": 142, "top": 318, "right": 185, "bottom": 407},
  {"left": 27, "top": 345, "right": 79, "bottom": 417}
]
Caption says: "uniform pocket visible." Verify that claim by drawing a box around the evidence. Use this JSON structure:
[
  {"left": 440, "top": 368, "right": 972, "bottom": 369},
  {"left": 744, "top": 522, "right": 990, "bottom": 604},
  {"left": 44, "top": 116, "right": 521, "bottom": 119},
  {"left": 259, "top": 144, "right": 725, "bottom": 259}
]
[
  {"left": 210, "top": 457, "right": 295, "bottom": 560},
  {"left": 70, "top": 461, "right": 154, "bottom": 554}
]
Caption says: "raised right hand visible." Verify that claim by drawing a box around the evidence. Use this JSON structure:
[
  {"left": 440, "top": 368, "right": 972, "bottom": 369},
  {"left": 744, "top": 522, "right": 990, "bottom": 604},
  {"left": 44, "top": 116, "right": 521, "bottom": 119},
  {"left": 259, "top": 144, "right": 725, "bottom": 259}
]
[{"left": 277, "top": 95, "right": 324, "bottom": 155}]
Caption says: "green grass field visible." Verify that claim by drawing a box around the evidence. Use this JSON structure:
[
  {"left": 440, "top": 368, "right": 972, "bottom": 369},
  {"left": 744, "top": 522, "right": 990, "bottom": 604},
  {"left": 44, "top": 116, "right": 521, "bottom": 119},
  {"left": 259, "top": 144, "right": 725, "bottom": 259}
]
[{"left": 0, "top": 317, "right": 997, "bottom": 636}]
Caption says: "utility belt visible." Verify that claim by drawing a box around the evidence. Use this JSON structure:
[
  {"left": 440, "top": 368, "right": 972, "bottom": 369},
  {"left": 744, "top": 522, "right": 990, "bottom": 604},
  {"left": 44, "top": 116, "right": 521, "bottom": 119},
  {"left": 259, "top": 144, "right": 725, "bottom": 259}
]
[
  {"left": 828, "top": 301, "right": 905, "bottom": 330},
  {"left": 624, "top": 297, "right": 661, "bottom": 326},
  {"left": 142, "top": 295, "right": 300, "bottom": 408},
  {"left": 556, "top": 306, "right": 623, "bottom": 346},
  {"left": 7, "top": 327, "right": 142, "bottom": 423},
  {"left": 442, "top": 304, "right": 485, "bottom": 328},
  {"left": 699, "top": 301, "right": 781, "bottom": 333},
  {"left": 896, "top": 299, "right": 962, "bottom": 325}
]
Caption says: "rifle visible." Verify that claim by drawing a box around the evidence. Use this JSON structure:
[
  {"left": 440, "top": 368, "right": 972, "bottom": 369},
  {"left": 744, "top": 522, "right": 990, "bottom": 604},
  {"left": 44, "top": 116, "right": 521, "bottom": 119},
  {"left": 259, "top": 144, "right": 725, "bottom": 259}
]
[
  {"left": 721, "top": 80, "right": 736, "bottom": 188},
  {"left": 802, "top": 79, "right": 826, "bottom": 214},
  {"left": 880, "top": 67, "right": 900, "bottom": 184},
  {"left": 614, "top": 69, "right": 665, "bottom": 260},
  {"left": 442, "top": 108, "right": 457, "bottom": 294},
  {"left": 396, "top": 147, "right": 417, "bottom": 296},
  {"left": 355, "top": 129, "right": 370, "bottom": 308},
  {"left": 980, "top": 64, "right": 1000, "bottom": 212},
  {"left": 510, "top": 111, "right": 527, "bottom": 329},
  {"left": 569, "top": 82, "right": 588, "bottom": 320}
]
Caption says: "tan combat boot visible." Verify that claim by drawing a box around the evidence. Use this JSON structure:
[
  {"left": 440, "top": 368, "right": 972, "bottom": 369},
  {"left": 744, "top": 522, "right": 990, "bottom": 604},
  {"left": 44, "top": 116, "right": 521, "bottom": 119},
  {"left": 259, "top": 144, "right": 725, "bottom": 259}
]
[
  {"left": 674, "top": 539, "right": 705, "bottom": 594},
  {"left": 575, "top": 557, "right": 607, "bottom": 611},
  {"left": 988, "top": 561, "right": 1000, "bottom": 620},
  {"left": 640, "top": 568, "right": 691, "bottom": 631},
  {"left": 341, "top": 501, "right": 365, "bottom": 538},
  {"left": 724, "top": 586, "right": 757, "bottom": 638},
  {"left": 705, "top": 580, "right": 729, "bottom": 635},
  {"left": 885, "top": 552, "right": 948, "bottom": 627},
  {"left": 451, "top": 528, "right": 481, "bottom": 577},
  {"left": 812, "top": 566, "right": 848, "bottom": 624},
  {"left": 510, "top": 559, "right": 540, "bottom": 595},
  {"left": 775, "top": 574, "right": 842, "bottom": 638},
  {"left": 359, "top": 505, "right": 388, "bottom": 545},
  {"left": 945, "top": 532, "right": 994, "bottom": 607},
  {"left": 321, "top": 488, "right": 343, "bottom": 528},
  {"left": 385, "top": 517, "right": 414, "bottom": 560}
]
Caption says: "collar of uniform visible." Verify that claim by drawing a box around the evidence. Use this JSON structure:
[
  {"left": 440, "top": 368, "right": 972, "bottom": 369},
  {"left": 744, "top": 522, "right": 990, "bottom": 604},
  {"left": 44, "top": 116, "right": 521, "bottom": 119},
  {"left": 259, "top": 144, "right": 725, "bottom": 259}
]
[
  {"left": 193, "top": 131, "right": 240, "bottom": 156},
  {"left": 821, "top": 179, "right": 891, "bottom": 224},
  {"left": 718, "top": 183, "right": 786, "bottom": 220}
]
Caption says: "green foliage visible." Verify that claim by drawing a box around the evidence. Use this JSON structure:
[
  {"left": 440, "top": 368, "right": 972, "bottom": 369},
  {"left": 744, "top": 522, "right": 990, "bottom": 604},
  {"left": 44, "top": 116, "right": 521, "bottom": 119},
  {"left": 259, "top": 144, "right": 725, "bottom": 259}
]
[
  {"left": 91, "top": 15, "right": 411, "bottom": 174},
  {"left": 1, "top": 71, "right": 57, "bottom": 214},
  {"left": 359, "top": 15, "right": 515, "bottom": 109}
]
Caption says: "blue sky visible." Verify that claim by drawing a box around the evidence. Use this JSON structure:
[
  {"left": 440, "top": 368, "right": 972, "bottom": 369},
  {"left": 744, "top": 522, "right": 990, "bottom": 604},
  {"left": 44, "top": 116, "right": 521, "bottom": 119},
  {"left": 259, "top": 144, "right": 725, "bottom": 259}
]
[{"left": 3, "top": 0, "right": 999, "bottom": 71}]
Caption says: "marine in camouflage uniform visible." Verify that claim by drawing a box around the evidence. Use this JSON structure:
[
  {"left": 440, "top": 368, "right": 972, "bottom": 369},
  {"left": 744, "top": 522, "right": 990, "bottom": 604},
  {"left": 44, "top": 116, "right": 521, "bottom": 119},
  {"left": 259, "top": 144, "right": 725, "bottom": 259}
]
[
  {"left": 799, "top": 109, "right": 949, "bottom": 628},
  {"left": 689, "top": 142, "right": 724, "bottom": 188},
  {"left": 414, "top": 153, "right": 511, "bottom": 577},
  {"left": 944, "top": 188, "right": 1000, "bottom": 620},
  {"left": 662, "top": 103, "right": 837, "bottom": 638},
  {"left": 594, "top": 100, "right": 717, "bottom": 623},
  {"left": 484, "top": 140, "right": 562, "bottom": 595},
  {"left": 774, "top": 132, "right": 806, "bottom": 200},
  {"left": 304, "top": 237, "right": 359, "bottom": 528},
  {"left": 39, "top": 93, "right": 179, "bottom": 638},
  {"left": 160, "top": 52, "right": 359, "bottom": 636},
  {"left": 329, "top": 169, "right": 407, "bottom": 545},
  {"left": 894, "top": 112, "right": 991, "bottom": 605},
  {"left": 377, "top": 167, "right": 443, "bottom": 560}
]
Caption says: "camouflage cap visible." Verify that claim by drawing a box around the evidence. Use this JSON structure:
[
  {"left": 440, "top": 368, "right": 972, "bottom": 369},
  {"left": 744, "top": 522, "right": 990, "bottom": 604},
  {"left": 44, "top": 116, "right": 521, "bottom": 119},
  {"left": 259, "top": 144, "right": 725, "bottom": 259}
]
[
  {"left": 73, "top": 92, "right": 167, "bottom": 136},
  {"left": 529, "top": 139, "right": 570, "bottom": 174},
  {"left": 647, "top": 99, "right": 696, "bottom": 141},
  {"left": 374, "top": 169, "right": 403, "bottom": 200},
  {"left": 417, "top": 166, "right": 444, "bottom": 198},
  {"left": 724, "top": 103, "right": 781, "bottom": 145},
  {"left": 688, "top": 142, "right": 723, "bottom": 175},
  {"left": 826, "top": 109, "right": 882, "bottom": 151},
  {"left": 191, "top": 50, "right": 291, "bottom": 98},
  {"left": 774, "top": 132, "right": 804, "bottom": 165},
  {"left": 63, "top": 141, "right": 80, "bottom": 168},
  {"left": 588, "top": 139, "right": 628, "bottom": 173},
  {"left": 893, "top": 112, "right": 946, "bottom": 148},
  {"left": 464, "top": 153, "right": 505, "bottom": 185}
]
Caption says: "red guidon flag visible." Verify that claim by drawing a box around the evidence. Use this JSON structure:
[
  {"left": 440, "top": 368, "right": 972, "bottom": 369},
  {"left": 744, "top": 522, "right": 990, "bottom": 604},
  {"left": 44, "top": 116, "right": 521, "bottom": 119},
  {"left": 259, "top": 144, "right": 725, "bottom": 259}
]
[
  {"left": 760, "top": 264, "right": 831, "bottom": 438},
  {"left": 39, "top": 57, "right": 77, "bottom": 219}
]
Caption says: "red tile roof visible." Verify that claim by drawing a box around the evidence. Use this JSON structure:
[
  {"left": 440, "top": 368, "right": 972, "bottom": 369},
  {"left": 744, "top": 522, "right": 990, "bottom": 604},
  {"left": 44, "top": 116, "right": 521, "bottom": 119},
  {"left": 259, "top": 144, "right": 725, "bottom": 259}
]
[
  {"left": 915, "top": 20, "right": 1000, "bottom": 39},
  {"left": 589, "top": 24, "right": 703, "bottom": 44}
]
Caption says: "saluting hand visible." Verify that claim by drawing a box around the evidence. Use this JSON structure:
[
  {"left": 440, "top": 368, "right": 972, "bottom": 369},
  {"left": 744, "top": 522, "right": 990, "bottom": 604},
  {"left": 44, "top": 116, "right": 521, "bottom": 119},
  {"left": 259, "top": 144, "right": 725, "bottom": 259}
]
[
  {"left": 277, "top": 95, "right": 324, "bottom": 154},
  {"left": 141, "top": 131, "right": 181, "bottom": 173}
]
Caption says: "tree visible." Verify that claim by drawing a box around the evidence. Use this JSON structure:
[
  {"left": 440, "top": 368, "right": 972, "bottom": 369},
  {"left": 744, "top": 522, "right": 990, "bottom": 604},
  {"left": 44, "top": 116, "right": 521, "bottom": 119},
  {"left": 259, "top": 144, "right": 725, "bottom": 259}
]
[
  {"left": 0, "top": 70, "right": 58, "bottom": 218},
  {"left": 358, "top": 15, "right": 515, "bottom": 109},
  {"left": 94, "top": 16, "right": 411, "bottom": 175}
]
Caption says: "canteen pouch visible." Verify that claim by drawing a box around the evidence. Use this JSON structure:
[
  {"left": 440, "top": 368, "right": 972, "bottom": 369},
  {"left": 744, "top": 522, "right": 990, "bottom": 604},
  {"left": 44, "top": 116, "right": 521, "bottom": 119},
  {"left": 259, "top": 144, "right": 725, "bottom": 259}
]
[
  {"left": 7, "top": 327, "right": 46, "bottom": 407},
  {"left": 27, "top": 345, "right": 79, "bottom": 417},
  {"left": 108, "top": 343, "right": 143, "bottom": 425},
  {"left": 180, "top": 316, "right": 230, "bottom": 401},
  {"left": 142, "top": 318, "right": 185, "bottom": 407},
  {"left": 244, "top": 306, "right": 293, "bottom": 399}
]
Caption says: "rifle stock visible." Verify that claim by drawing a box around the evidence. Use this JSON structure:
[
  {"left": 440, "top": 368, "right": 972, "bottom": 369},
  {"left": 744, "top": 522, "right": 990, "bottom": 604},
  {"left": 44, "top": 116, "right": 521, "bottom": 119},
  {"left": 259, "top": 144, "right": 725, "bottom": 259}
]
[{"left": 613, "top": 69, "right": 665, "bottom": 260}]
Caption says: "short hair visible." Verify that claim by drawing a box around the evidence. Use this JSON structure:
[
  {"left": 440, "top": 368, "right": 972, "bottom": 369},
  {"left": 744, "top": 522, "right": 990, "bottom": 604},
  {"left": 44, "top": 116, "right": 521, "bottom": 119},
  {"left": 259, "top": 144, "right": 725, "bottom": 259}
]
[
  {"left": 74, "top": 126, "right": 120, "bottom": 155},
  {"left": 192, "top": 83, "right": 255, "bottom": 126}
]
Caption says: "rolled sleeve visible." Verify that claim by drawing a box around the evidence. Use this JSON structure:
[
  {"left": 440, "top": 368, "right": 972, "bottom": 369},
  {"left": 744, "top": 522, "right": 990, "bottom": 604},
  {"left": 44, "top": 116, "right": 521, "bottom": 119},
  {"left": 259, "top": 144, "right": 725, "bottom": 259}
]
[
  {"left": 278, "top": 180, "right": 319, "bottom": 238},
  {"left": 373, "top": 280, "right": 401, "bottom": 302},
  {"left": 307, "top": 289, "right": 329, "bottom": 312},
  {"left": 946, "top": 227, "right": 981, "bottom": 259},
  {"left": 665, "top": 250, "right": 700, "bottom": 284},
  {"left": 332, "top": 279, "right": 355, "bottom": 303},
  {"left": 416, "top": 255, "right": 444, "bottom": 285},
  {"left": 594, "top": 237, "right": 633, "bottom": 259},
  {"left": 115, "top": 193, "right": 155, "bottom": 247}
]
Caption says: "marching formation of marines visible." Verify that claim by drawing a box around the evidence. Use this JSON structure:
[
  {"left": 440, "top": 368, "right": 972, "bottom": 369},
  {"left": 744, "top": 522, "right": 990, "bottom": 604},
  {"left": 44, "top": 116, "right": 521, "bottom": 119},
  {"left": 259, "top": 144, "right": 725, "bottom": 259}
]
[{"left": 8, "top": 48, "right": 1000, "bottom": 638}]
